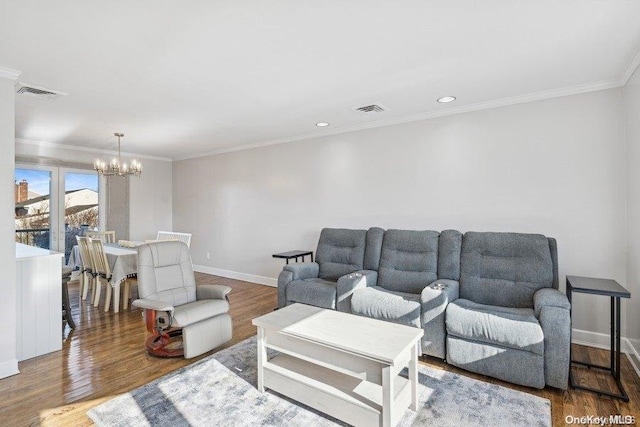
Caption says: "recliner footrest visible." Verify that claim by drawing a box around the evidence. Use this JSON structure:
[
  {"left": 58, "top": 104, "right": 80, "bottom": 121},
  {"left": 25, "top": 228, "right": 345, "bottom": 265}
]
[{"left": 183, "top": 314, "right": 233, "bottom": 359}]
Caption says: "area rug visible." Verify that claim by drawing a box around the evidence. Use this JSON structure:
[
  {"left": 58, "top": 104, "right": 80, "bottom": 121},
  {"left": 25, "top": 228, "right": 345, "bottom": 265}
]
[{"left": 88, "top": 337, "right": 551, "bottom": 427}]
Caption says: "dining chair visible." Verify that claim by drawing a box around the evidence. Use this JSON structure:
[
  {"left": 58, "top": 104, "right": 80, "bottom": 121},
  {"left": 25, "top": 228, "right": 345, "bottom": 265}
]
[
  {"left": 104, "top": 230, "right": 116, "bottom": 243},
  {"left": 76, "top": 236, "right": 95, "bottom": 301},
  {"left": 156, "top": 231, "right": 192, "bottom": 248},
  {"left": 89, "top": 237, "right": 132, "bottom": 313},
  {"left": 89, "top": 238, "right": 114, "bottom": 312},
  {"left": 86, "top": 230, "right": 116, "bottom": 243}
]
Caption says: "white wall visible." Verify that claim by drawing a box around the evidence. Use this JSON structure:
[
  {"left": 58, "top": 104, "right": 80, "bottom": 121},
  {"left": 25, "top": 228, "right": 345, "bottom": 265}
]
[
  {"left": 129, "top": 159, "right": 173, "bottom": 241},
  {"left": 14, "top": 141, "right": 173, "bottom": 241},
  {"left": 174, "top": 88, "right": 627, "bottom": 336},
  {"left": 625, "top": 66, "right": 640, "bottom": 355},
  {"left": 0, "top": 75, "right": 18, "bottom": 378}
]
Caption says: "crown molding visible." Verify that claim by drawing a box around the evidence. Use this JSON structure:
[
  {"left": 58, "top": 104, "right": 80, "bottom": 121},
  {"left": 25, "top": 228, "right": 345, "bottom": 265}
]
[
  {"left": 15, "top": 138, "right": 172, "bottom": 162},
  {"left": 174, "top": 78, "right": 621, "bottom": 161},
  {"left": 620, "top": 45, "right": 640, "bottom": 86},
  {"left": 0, "top": 66, "right": 21, "bottom": 80}
]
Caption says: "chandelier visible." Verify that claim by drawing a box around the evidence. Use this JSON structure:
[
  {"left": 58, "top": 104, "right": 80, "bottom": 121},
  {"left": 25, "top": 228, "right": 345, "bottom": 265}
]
[{"left": 94, "top": 133, "right": 142, "bottom": 177}]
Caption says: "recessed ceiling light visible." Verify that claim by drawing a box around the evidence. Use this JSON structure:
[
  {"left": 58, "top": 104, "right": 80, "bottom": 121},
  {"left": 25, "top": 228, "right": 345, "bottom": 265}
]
[
  {"left": 316, "top": 122, "right": 329, "bottom": 127},
  {"left": 437, "top": 96, "right": 456, "bottom": 103}
]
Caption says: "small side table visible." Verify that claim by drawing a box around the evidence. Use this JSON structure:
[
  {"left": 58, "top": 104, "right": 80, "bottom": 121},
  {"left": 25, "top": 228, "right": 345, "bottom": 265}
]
[
  {"left": 566, "top": 275, "right": 630, "bottom": 401},
  {"left": 272, "top": 250, "right": 314, "bottom": 265}
]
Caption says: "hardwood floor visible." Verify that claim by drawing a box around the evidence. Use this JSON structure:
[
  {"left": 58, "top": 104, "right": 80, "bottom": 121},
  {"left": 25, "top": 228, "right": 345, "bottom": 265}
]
[{"left": 1, "top": 272, "right": 638, "bottom": 426}]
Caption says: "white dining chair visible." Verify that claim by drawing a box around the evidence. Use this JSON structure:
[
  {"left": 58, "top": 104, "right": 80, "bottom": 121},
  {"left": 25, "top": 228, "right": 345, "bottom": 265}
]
[
  {"left": 89, "top": 238, "right": 114, "bottom": 312},
  {"left": 89, "top": 238, "right": 133, "bottom": 313},
  {"left": 76, "top": 236, "right": 95, "bottom": 301},
  {"left": 86, "top": 230, "right": 116, "bottom": 243},
  {"left": 156, "top": 231, "right": 192, "bottom": 248}
]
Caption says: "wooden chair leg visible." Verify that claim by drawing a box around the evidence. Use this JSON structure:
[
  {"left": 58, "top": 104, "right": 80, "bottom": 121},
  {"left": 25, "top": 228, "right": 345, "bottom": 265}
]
[
  {"left": 82, "top": 271, "right": 91, "bottom": 300},
  {"left": 123, "top": 280, "right": 131, "bottom": 310},
  {"left": 112, "top": 283, "right": 121, "bottom": 313},
  {"left": 90, "top": 275, "right": 97, "bottom": 303},
  {"left": 104, "top": 281, "right": 112, "bottom": 312},
  {"left": 78, "top": 272, "right": 86, "bottom": 300},
  {"left": 93, "top": 278, "right": 101, "bottom": 307}
]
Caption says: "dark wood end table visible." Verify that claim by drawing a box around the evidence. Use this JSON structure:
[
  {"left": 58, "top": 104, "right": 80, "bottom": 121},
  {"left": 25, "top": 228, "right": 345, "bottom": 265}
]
[
  {"left": 272, "top": 250, "right": 314, "bottom": 265},
  {"left": 566, "top": 275, "right": 631, "bottom": 401}
]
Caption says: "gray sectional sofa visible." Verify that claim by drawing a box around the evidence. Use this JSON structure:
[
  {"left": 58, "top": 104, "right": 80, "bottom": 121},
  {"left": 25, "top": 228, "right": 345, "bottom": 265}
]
[{"left": 277, "top": 227, "right": 571, "bottom": 390}]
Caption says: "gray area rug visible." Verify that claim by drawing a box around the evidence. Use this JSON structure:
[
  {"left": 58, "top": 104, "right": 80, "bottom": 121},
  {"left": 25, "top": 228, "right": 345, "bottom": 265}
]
[{"left": 88, "top": 336, "right": 551, "bottom": 426}]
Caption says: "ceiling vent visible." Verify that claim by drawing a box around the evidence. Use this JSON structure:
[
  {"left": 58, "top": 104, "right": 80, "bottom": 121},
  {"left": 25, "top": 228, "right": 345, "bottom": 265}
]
[
  {"left": 354, "top": 103, "right": 387, "bottom": 113},
  {"left": 15, "top": 82, "right": 68, "bottom": 100}
]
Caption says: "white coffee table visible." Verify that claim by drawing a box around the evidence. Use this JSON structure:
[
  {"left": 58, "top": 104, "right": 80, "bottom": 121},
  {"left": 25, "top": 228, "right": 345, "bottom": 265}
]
[{"left": 252, "top": 303, "right": 423, "bottom": 427}]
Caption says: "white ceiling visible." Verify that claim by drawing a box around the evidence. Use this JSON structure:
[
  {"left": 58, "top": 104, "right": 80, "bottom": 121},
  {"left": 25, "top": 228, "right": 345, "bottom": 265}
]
[{"left": 1, "top": 1, "right": 640, "bottom": 160}]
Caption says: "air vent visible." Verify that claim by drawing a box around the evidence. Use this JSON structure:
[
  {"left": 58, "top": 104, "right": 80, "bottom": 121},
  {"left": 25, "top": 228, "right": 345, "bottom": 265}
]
[
  {"left": 354, "top": 103, "right": 387, "bottom": 113},
  {"left": 15, "top": 82, "right": 68, "bottom": 100}
]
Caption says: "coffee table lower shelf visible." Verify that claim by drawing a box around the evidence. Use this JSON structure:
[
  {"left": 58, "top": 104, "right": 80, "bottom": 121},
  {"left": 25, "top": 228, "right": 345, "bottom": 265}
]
[{"left": 264, "top": 354, "right": 411, "bottom": 427}]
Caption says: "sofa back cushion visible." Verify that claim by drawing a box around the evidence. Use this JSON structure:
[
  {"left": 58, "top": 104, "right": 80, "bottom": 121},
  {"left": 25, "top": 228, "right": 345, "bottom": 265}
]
[
  {"left": 364, "top": 227, "right": 385, "bottom": 271},
  {"left": 316, "top": 228, "right": 367, "bottom": 281},
  {"left": 378, "top": 229, "right": 439, "bottom": 294},
  {"left": 460, "top": 232, "right": 554, "bottom": 308},
  {"left": 438, "top": 229, "right": 463, "bottom": 280}
]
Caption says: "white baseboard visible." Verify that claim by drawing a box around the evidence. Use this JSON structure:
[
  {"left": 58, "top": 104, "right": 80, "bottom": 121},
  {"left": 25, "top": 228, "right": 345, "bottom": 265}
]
[
  {"left": 0, "top": 358, "right": 19, "bottom": 379},
  {"left": 572, "top": 328, "right": 640, "bottom": 378},
  {"left": 193, "top": 265, "right": 277, "bottom": 287},
  {"left": 626, "top": 338, "right": 640, "bottom": 378}
]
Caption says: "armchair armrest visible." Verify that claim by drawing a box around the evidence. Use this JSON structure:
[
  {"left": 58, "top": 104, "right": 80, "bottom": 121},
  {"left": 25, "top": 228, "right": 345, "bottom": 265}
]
[
  {"left": 420, "top": 279, "right": 460, "bottom": 359},
  {"left": 336, "top": 270, "right": 378, "bottom": 313},
  {"left": 132, "top": 298, "right": 175, "bottom": 312},
  {"left": 283, "top": 262, "right": 320, "bottom": 280},
  {"left": 534, "top": 287, "right": 570, "bottom": 316},
  {"left": 197, "top": 284, "right": 232, "bottom": 301}
]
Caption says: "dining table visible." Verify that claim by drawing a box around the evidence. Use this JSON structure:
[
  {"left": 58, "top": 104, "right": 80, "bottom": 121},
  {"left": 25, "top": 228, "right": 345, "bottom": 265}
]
[{"left": 67, "top": 242, "right": 140, "bottom": 313}]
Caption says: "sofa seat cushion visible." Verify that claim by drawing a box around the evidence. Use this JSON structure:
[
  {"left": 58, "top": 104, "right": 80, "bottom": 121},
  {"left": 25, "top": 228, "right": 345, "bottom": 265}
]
[
  {"left": 351, "top": 286, "right": 421, "bottom": 328},
  {"left": 173, "top": 299, "right": 229, "bottom": 328},
  {"left": 446, "top": 299, "right": 544, "bottom": 355},
  {"left": 286, "top": 278, "right": 337, "bottom": 309}
]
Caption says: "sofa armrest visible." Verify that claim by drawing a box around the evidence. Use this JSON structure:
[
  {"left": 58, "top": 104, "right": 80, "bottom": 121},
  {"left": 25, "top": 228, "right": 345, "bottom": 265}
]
[
  {"left": 197, "top": 284, "right": 232, "bottom": 301},
  {"left": 336, "top": 270, "right": 378, "bottom": 313},
  {"left": 283, "top": 262, "right": 320, "bottom": 280},
  {"left": 132, "top": 298, "right": 175, "bottom": 312},
  {"left": 276, "top": 262, "right": 320, "bottom": 309},
  {"left": 538, "top": 305, "right": 571, "bottom": 389},
  {"left": 277, "top": 270, "right": 293, "bottom": 308},
  {"left": 534, "top": 287, "right": 570, "bottom": 317},
  {"left": 533, "top": 287, "right": 570, "bottom": 389},
  {"left": 420, "top": 279, "right": 459, "bottom": 359},
  {"left": 359, "top": 269, "right": 378, "bottom": 287}
]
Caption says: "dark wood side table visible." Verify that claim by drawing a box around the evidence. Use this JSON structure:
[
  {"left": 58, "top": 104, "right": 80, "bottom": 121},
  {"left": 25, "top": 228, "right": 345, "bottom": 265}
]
[
  {"left": 566, "top": 275, "right": 630, "bottom": 401},
  {"left": 272, "top": 250, "right": 314, "bottom": 265}
]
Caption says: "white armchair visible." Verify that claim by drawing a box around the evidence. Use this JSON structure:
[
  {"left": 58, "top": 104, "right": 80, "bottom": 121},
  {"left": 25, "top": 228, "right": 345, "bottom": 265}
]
[{"left": 133, "top": 240, "right": 232, "bottom": 358}]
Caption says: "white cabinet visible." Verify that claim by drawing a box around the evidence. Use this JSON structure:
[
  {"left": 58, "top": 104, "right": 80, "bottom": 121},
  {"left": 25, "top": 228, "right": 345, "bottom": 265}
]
[{"left": 16, "top": 244, "right": 63, "bottom": 361}]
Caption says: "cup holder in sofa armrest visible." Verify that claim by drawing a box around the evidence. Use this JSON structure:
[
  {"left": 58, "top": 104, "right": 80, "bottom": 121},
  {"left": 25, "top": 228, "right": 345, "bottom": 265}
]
[
  {"left": 346, "top": 273, "right": 363, "bottom": 279},
  {"left": 430, "top": 283, "right": 448, "bottom": 291}
]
